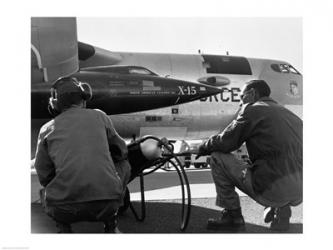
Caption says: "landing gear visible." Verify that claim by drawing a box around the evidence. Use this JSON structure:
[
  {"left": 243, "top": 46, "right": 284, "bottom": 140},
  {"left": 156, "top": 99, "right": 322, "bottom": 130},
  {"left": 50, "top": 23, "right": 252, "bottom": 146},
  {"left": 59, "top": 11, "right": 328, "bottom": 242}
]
[
  {"left": 184, "top": 162, "right": 191, "bottom": 168},
  {"left": 194, "top": 163, "right": 208, "bottom": 168},
  {"left": 201, "top": 163, "right": 209, "bottom": 168}
]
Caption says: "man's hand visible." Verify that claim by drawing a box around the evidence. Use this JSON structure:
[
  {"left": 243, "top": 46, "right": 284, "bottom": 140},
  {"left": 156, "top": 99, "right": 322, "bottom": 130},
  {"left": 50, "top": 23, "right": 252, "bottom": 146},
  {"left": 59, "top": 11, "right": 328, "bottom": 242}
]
[
  {"left": 158, "top": 137, "right": 169, "bottom": 147},
  {"left": 195, "top": 151, "right": 206, "bottom": 160},
  {"left": 177, "top": 149, "right": 198, "bottom": 157},
  {"left": 195, "top": 154, "right": 202, "bottom": 160},
  {"left": 195, "top": 145, "right": 210, "bottom": 160},
  {"left": 178, "top": 142, "right": 210, "bottom": 159}
]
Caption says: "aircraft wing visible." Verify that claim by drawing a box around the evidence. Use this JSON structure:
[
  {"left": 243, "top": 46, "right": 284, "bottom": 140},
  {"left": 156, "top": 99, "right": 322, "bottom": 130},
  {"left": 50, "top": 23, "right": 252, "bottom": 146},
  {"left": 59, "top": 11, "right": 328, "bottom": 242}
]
[
  {"left": 78, "top": 42, "right": 122, "bottom": 67},
  {"left": 31, "top": 17, "right": 79, "bottom": 84}
]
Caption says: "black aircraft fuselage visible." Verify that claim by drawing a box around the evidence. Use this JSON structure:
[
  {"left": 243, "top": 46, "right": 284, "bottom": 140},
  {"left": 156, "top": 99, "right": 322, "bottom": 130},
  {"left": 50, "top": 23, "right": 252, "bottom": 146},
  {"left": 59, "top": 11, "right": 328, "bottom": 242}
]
[{"left": 31, "top": 66, "right": 221, "bottom": 119}]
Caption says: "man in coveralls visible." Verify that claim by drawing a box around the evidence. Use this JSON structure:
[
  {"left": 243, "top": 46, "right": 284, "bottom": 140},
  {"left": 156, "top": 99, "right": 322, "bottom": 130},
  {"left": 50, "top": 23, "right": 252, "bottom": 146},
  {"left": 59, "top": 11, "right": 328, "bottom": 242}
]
[
  {"left": 34, "top": 77, "right": 131, "bottom": 233},
  {"left": 196, "top": 80, "right": 302, "bottom": 231}
]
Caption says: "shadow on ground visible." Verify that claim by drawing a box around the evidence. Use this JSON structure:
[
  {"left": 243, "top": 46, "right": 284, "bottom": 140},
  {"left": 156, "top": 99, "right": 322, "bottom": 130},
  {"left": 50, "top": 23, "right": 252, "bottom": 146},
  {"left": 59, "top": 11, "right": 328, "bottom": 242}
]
[{"left": 31, "top": 197, "right": 302, "bottom": 234}]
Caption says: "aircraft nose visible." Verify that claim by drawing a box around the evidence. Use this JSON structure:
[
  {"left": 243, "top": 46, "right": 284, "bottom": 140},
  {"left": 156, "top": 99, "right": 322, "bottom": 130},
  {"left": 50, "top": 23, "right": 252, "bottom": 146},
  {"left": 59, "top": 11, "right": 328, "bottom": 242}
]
[
  {"left": 195, "top": 83, "right": 222, "bottom": 99},
  {"left": 175, "top": 81, "right": 222, "bottom": 103}
]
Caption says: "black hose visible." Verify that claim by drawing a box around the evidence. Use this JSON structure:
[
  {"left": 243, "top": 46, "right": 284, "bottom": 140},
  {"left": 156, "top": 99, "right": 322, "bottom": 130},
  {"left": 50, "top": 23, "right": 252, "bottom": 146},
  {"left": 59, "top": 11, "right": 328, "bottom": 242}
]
[
  {"left": 128, "top": 136, "right": 192, "bottom": 231},
  {"left": 167, "top": 159, "right": 191, "bottom": 231},
  {"left": 129, "top": 174, "right": 146, "bottom": 221}
]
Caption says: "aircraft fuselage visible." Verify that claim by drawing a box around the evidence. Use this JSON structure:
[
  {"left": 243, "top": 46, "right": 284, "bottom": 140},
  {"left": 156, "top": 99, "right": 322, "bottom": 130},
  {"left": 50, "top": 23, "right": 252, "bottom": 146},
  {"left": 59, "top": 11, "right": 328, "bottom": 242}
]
[
  {"left": 31, "top": 43, "right": 303, "bottom": 156},
  {"left": 78, "top": 46, "right": 303, "bottom": 140}
]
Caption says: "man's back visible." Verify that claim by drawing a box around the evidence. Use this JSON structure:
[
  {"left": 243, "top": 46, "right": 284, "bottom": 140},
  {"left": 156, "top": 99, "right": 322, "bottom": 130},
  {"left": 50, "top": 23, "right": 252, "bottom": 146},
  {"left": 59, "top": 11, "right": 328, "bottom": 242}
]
[
  {"left": 244, "top": 97, "right": 302, "bottom": 162},
  {"left": 243, "top": 97, "right": 302, "bottom": 203},
  {"left": 37, "top": 107, "right": 124, "bottom": 205}
]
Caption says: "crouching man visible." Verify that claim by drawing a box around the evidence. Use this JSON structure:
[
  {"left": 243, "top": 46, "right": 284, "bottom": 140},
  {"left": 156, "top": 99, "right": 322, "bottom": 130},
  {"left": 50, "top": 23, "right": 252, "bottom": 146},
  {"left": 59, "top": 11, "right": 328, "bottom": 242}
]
[
  {"left": 34, "top": 77, "right": 131, "bottom": 233},
  {"left": 196, "top": 80, "right": 302, "bottom": 231}
]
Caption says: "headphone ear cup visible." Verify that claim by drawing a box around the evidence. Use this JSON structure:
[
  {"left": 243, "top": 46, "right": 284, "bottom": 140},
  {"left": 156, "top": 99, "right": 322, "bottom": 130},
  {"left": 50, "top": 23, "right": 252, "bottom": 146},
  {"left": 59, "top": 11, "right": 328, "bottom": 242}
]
[
  {"left": 48, "top": 97, "right": 60, "bottom": 116},
  {"left": 49, "top": 96, "right": 59, "bottom": 110},
  {"left": 80, "top": 82, "right": 92, "bottom": 101}
]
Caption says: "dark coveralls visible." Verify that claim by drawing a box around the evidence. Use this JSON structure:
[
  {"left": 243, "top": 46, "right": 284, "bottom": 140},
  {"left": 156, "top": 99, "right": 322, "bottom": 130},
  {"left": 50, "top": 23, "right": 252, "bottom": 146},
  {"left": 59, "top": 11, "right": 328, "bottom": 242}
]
[
  {"left": 199, "top": 97, "right": 303, "bottom": 209},
  {"left": 34, "top": 107, "right": 131, "bottom": 225}
]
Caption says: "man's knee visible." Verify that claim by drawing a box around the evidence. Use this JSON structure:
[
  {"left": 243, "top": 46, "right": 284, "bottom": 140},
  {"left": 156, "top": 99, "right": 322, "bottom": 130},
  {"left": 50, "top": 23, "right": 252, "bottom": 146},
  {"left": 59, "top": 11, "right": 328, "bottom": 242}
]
[
  {"left": 210, "top": 152, "right": 233, "bottom": 168},
  {"left": 210, "top": 152, "right": 245, "bottom": 179},
  {"left": 209, "top": 153, "right": 232, "bottom": 179}
]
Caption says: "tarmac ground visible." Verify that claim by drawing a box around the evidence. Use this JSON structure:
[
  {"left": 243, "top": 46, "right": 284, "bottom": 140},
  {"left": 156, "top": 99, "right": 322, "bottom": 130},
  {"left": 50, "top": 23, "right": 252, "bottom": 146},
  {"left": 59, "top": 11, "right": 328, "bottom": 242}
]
[
  {"left": 31, "top": 168, "right": 302, "bottom": 234},
  {"left": 31, "top": 197, "right": 302, "bottom": 233}
]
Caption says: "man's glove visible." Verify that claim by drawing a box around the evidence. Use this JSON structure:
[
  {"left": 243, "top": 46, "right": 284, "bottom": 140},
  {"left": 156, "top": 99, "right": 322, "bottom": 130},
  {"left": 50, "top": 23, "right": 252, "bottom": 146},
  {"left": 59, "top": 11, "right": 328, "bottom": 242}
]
[
  {"left": 179, "top": 141, "right": 210, "bottom": 159},
  {"left": 195, "top": 143, "right": 210, "bottom": 160}
]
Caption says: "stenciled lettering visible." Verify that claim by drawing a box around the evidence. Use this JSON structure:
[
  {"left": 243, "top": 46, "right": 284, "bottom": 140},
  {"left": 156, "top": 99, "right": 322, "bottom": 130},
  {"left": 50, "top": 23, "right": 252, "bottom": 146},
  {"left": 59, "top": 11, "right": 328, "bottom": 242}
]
[
  {"left": 178, "top": 86, "right": 197, "bottom": 95},
  {"left": 200, "top": 87, "right": 241, "bottom": 102},
  {"left": 178, "top": 86, "right": 185, "bottom": 95},
  {"left": 231, "top": 87, "right": 241, "bottom": 102},
  {"left": 221, "top": 87, "right": 230, "bottom": 101}
]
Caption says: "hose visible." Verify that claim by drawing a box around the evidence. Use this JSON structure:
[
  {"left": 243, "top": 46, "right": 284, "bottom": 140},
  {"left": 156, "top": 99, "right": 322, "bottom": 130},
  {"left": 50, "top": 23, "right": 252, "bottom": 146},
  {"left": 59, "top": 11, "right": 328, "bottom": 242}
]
[{"left": 128, "top": 135, "right": 191, "bottom": 231}]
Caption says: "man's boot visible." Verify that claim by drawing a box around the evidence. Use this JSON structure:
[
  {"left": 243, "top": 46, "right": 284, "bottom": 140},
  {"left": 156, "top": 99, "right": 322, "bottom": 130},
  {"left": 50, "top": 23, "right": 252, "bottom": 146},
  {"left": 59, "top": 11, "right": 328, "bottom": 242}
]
[
  {"left": 56, "top": 222, "right": 73, "bottom": 233},
  {"left": 207, "top": 208, "right": 245, "bottom": 230},
  {"left": 263, "top": 207, "right": 275, "bottom": 223},
  {"left": 270, "top": 205, "right": 291, "bottom": 232},
  {"left": 104, "top": 215, "right": 122, "bottom": 233}
]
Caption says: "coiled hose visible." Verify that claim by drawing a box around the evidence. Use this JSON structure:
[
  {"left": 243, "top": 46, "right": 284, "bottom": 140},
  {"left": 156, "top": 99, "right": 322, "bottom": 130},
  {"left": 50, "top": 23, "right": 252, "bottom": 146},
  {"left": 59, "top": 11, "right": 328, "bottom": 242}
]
[{"left": 126, "top": 135, "right": 191, "bottom": 231}]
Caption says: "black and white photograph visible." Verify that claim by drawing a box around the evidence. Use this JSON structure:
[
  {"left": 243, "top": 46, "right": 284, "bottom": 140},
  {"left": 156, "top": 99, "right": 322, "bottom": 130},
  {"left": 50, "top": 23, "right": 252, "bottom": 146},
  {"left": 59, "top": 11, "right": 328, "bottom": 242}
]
[
  {"left": 1, "top": 0, "right": 333, "bottom": 249},
  {"left": 30, "top": 16, "right": 303, "bottom": 234}
]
